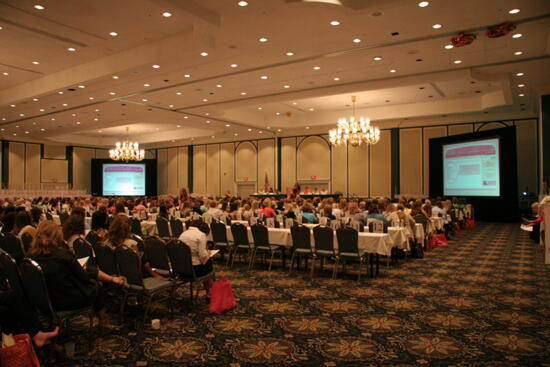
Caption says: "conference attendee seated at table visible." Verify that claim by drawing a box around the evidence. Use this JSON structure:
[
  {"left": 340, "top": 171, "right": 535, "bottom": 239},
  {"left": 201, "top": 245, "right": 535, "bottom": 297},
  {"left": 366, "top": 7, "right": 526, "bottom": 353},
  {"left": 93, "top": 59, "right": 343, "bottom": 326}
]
[
  {"left": 283, "top": 203, "right": 296, "bottom": 219},
  {"left": 1, "top": 212, "right": 16, "bottom": 235},
  {"left": 259, "top": 199, "right": 276, "bottom": 218},
  {"left": 29, "top": 221, "right": 115, "bottom": 329},
  {"left": 30, "top": 207, "right": 44, "bottom": 227},
  {"left": 14, "top": 211, "right": 36, "bottom": 239},
  {"left": 158, "top": 205, "right": 170, "bottom": 220},
  {"left": 367, "top": 204, "right": 390, "bottom": 224},
  {"left": 178, "top": 219, "right": 215, "bottom": 297},
  {"left": 299, "top": 203, "right": 318, "bottom": 224},
  {"left": 206, "top": 201, "right": 223, "bottom": 221},
  {"left": 322, "top": 206, "right": 336, "bottom": 221},
  {"left": 332, "top": 199, "right": 347, "bottom": 219},
  {"left": 421, "top": 199, "right": 432, "bottom": 219},
  {"left": 523, "top": 200, "right": 545, "bottom": 244},
  {"left": 347, "top": 201, "right": 365, "bottom": 225},
  {"left": 229, "top": 201, "right": 241, "bottom": 220}
]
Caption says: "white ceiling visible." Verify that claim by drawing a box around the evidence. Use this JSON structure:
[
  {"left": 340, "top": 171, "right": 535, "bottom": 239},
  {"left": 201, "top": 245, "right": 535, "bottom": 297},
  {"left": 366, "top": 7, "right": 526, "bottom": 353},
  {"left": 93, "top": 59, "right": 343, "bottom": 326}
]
[{"left": 0, "top": 0, "right": 549, "bottom": 147}]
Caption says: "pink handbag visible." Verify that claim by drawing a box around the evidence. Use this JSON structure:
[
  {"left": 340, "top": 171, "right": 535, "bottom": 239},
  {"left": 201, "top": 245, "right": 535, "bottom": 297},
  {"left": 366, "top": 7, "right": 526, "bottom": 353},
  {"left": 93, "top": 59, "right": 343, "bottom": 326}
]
[{"left": 209, "top": 277, "right": 237, "bottom": 314}]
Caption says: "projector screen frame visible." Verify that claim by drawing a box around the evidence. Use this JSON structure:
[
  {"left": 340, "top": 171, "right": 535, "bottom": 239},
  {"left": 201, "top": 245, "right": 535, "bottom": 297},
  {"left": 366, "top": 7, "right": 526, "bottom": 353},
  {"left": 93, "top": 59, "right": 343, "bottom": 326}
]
[{"left": 91, "top": 159, "right": 157, "bottom": 197}]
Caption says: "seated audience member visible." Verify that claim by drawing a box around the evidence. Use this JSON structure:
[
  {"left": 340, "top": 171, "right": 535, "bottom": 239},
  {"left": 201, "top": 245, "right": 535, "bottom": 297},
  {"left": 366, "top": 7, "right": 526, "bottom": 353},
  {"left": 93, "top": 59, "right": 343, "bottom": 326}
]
[
  {"left": 29, "top": 221, "right": 114, "bottom": 329},
  {"left": 14, "top": 211, "right": 37, "bottom": 239},
  {"left": 259, "top": 199, "right": 276, "bottom": 218},
  {"left": 523, "top": 201, "right": 544, "bottom": 244},
  {"left": 30, "top": 207, "right": 44, "bottom": 227},
  {"left": 206, "top": 201, "right": 223, "bottom": 221},
  {"left": 323, "top": 206, "right": 336, "bottom": 220},
  {"left": 241, "top": 204, "right": 253, "bottom": 221},
  {"left": 348, "top": 201, "right": 365, "bottom": 225},
  {"left": 367, "top": 204, "right": 390, "bottom": 224},
  {"left": 299, "top": 203, "right": 318, "bottom": 224},
  {"left": 158, "top": 205, "right": 170, "bottom": 220},
  {"left": 332, "top": 199, "right": 347, "bottom": 219},
  {"left": 178, "top": 220, "right": 215, "bottom": 297},
  {"left": 1, "top": 212, "right": 16, "bottom": 235}
]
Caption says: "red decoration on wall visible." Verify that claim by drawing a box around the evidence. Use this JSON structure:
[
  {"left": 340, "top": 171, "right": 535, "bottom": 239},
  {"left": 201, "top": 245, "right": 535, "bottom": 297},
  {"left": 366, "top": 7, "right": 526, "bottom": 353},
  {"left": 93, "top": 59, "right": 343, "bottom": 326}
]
[
  {"left": 486, "top": 22, "right": 516, "bottom": 38},
  {"left": 310, "top": 175, "right": 317, "bottom": 180},
  {"left": 242, "top": 177, "right": 248, "bottom": 181},
  {"left": 451, "top": 32, "right": 477, "bottom": 47}
]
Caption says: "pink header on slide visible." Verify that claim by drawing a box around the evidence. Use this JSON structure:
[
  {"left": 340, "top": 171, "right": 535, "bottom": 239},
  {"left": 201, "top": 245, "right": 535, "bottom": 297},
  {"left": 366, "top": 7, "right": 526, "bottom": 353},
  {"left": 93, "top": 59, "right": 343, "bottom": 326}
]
[
  {"left": 104, "top": 166, "right": 143, "bottom": 173},
  {"left": 445, "top": 145, "right": 496, "bottom": 158}
]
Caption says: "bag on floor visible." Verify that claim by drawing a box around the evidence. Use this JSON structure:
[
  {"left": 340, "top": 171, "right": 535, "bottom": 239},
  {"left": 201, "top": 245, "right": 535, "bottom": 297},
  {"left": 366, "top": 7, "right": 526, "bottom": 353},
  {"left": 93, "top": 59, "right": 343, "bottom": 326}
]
[
  {"left": 465, "top": 219, "right": 475, "bottom": 230},
  {"left": 427, "top": 236, "right": 436, "bottom": 250},
  {"left": 0, "top": 333, "right": 41, "bottom": 367},
  {"left": 454, "top": 222, "right": 461, "bottom": 234},
  {"left": 434, "top": 233, "right": 448, "bottom": 246},
  {"left": 209, "top": 277, "right": 237, "bottom": 314}
]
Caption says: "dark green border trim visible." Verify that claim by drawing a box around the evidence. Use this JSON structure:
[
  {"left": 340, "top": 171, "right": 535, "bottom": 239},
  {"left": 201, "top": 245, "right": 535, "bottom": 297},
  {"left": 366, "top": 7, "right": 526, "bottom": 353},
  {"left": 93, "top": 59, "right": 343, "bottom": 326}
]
[
  {"left": 188, "top": 145, "right": 193, "bottom": 193},
  {"left": 277, "top": 137, "right": 282, "bottom": 191},
  {"left": 391, "top": 128, "right": 400, "bottom": 197},
  {"left": 66, "top": 146, "right": 73, "bottom": 187},
  {"left": 2, "top": 141, "right": 9, "bottom": 188}
]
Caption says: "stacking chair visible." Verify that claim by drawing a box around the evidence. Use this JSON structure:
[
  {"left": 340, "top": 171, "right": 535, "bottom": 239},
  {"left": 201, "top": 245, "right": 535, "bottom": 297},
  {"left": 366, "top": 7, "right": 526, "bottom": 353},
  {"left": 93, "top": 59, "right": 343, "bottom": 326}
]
[
  {"left": 350, "top": 220, "right": 364, "bottom": 232},
  {"left": 115, "top": 245, "right": 174, "bottom": 322},
  {"left": 284, "top": 218, "right": 294, "bottom": 228},
  {"left": 250, "top": 224, "right": 282, "bottom": 271},
  {"left": 289, "top": 225, "right": 314, "bottom": 277},
  {"left": 367, "top": 219, "right": 388, "bottom": 233},
  {"left": 230, "top": 223, "right": 253, "bottom": 268},
  {"left": 21, "top": 232, "right": 33, "bottom": 254},
  {"left": 336, "top": 227, "right": 367, "bottom": 281},
  {"left": 170, "top": 219, "right": 184, "bottom": 238},
  {"left": 93, "top": 242, "right": 118, "bottom": 276},
  {"left": 73, "top": 237, "right": 95, "bottom": 260},
  {"left": 330, "top": 220, "right": 341, "bottom": 231},
  {"left": 313, "top": 225, "right": 338, "bottom": 279},
  {"left": 166, "top": 240, "right": 215, "bottom": 302},
  {"left": 144, "top": 237, "right": 172, "bottom": 277},
  {"left": 156, "top": 217, "right": 172, "bottom": 240},
  {"left": 0, "top": 233, "right": 25, "bottom": 262},
  {"left": 131, "top": 217, "right": 144, "bottom": 237},
  {"left": 131, "top": 234, "right": 145, "bottom": 252},
  {"left": 211, "top": 221, "right": 234, "bottom": 267}
]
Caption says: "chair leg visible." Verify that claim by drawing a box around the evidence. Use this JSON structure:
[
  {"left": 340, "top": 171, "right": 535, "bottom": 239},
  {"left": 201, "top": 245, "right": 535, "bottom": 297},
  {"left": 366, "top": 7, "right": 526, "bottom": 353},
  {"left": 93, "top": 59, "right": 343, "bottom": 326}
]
[
  {"left": 189, "top": 282, "right": 193, "bottom": 302},
  {"left": 143, "top": 295, "right": 153, "bottom": 324},
  {"left": 230, "top": 248, "right": 237, "bottom": 268},
  {"left": 288, "top": 252, "right": 296, "bottom": 274},
  {"left": 310, "top": 256, "right": 315, "bottom": 278},
  {"left": 226, "top": 247, "right": 234, "bottom": 267},
  {"left": 248, "top": 249, "right": 257, "bottom": 270},
  {"left": 358, "top": 258, "right": 364, "bottom": 282},
  {"left": 332, "top": 257, "right": 339, "bottom": 279},
  {"left": 119, "top": 292, "right": 128, "bottom": 325}
]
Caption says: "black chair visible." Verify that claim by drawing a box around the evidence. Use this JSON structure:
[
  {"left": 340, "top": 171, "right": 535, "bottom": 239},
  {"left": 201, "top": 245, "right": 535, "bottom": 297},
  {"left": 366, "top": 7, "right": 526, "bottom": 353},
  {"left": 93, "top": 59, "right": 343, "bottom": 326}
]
[
  {"left": 85, "top": 231, "right": 102, "bottom": 247},
  {"left": 230, "top": 223, "right": 253, "bottom": 268},
  {"left": 368, "top": 219, "right": 388, "bottom": 233},
  {"left": 93, "top": 242, "right": 118, "bottom": 276},
  {"left": 0, "top": 233, "right": 25, "bottom": 262},
  {"left": 170, "top": 219, "right": 184, "bottom": 238},
  {"left": 144, "top": 237, "right": 172, "bottom": 276},
  {"left": 131, "top": 217, "right": 144, "bottom": 237},
  {"left": 336, "top": 227, "right": 367, "bottom": 281},
  {"left": 156, "top": 217, "right": 171, "bottom": 240},
  {"left": 250, "top": 224, "right": 282, "bottom": 271},
  {"left": 289, "top": 225, "right": 314, "bottom": 277},
  {"left": 115, "top": 245, "right": 174, "bottom": 322},
  {"left": 131, "top": 234, "right": 145, "bottom": 252},
  {"left": 73, "top": 237, "right": 95, "bottom": 260},
  {"left": 211, "top": 221, "right": 234, "bottom": 267},
  {"left": 21, "top": 232, "right": 33, "bottom": 254},
  {"left": 313, "top": 225, "right": 338, "bottom": 279},
  {"left": 166, "top": 240, "right": 215, "bottom": 302}
]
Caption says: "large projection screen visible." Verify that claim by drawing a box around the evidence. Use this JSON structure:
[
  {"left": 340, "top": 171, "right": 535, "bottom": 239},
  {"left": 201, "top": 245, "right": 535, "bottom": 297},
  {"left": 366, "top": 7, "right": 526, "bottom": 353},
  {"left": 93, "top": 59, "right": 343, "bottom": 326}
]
[
  {"left": 443, "top": 138, "right": 500, "bottom": 197},
  {"left": 102, "top": 164, "right": 146, "bottom": 196}
]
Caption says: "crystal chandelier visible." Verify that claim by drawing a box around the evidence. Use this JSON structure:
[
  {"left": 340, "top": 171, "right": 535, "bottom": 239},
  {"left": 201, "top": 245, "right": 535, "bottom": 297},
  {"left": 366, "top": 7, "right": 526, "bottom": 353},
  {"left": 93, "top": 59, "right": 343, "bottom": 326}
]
[
  {"left": 109, "top": 127, "right": 145, "bottom": 161},
  {"left": 329, "top": 96, "right": 380, "bottom": 147}
]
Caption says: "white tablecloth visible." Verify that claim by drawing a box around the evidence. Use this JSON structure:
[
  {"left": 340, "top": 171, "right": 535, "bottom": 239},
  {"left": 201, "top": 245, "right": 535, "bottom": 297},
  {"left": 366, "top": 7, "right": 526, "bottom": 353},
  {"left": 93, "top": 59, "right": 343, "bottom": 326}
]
[
  {"left": 415, "top": 223, "right": 425, "bottom": 242},
  {"left": 52, "top": 215, "right": 91, "bottom": 229}
]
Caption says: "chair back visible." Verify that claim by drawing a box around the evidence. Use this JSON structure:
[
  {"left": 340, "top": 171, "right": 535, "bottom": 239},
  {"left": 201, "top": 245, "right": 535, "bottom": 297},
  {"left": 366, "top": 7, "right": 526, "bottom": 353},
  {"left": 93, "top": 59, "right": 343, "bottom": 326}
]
[
  {"left": 73, "top": 237, "right": 95, "bottom": 259},
  {"left": 165, "top": 240, "right": 195, "bottom": 278},
  {"left": 0, "top": 250, "right": 26, "bottom": 305},
  {"left": 211, "top": 221, "right": 228, "bottom": 244},
  {"left": 21, "top": 232, "right": 33, "bottom": 254},
  {"left": 313, "top": 226, "right": 335, "bottom": 255},
  {"left": 290, "top": 225, "right": 311, "bottom": 252},
  {"left": 249, "top": 216, "right": 258, "bottom": 226},
  {"left": 202, "top": 213, "right": 213, "bottom": 224},
  {"left": 330, "top": 220, "right": 341, "bottom": 230},
  {"left": 296, "top": 215, "right": 304, "bottom": 224},
  {"left": 231, "top": 223, "right": 250, "bottom": 247},
  {"left": 85, "top": 231, "right": 102, "bottom": 247},
  {"left": 131, "top": 217, "right": 143, "bottom": 237},
  {"left": 114, "top": 245, "right": 144, "bottom": 287},
  {"left": 18, "top": 258, "right": 55, "bottom": 317},
  {"left": 266, "top": 218, "right": 275, "bottom": 228},
  {"left": 367, "top": 219, "right": 387, "bottom": 233},
  {"left": 336, "top": 227, "right": 359, "bottom": 255},
  {"left": 170, "top": 219, "right": 184, "bottom": 238},
  {"left": 251, "top": 224, "right": 269, "bottom": 247},
  {"left": 319, "top": 217, "right": 329, "bottom": 226},
  {"left": 350, "top": 221, "right": 364, "bottom": 232},
  {"left": 156, "top": 217, "right": 171, "bottom": 238},
  {"left": 413, "top": 214, "right": 428, "bottom": 231},
  {"left": 144, "top": 237, "right": 172, "bottom": 273},
  {"left": 284, "top": 218, "right": 294, "bottom": 228},
  {"left": 131, "top": 234, "right": 145, "bottom": 252},
  {"left": 93, "top": 242, "right": 118, "bottom": 275},
  {"left": 0, "top": 233, "right": 25, "bottom": 262}
]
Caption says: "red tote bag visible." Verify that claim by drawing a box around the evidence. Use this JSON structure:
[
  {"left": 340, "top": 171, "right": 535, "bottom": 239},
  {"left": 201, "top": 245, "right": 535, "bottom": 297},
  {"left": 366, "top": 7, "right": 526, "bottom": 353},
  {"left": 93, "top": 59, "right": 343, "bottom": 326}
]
[
  {"left": 434, "top": 233, "right": 448, "bottom": 246},
  {"left": 465, "top": 219, "right": 475, "bottom": 230},
  {"left": 209, "top": 277, "right": 237, "bottom": 314},
  {"left": 0, "top": 334, "right": 41, "bottom": 367}
]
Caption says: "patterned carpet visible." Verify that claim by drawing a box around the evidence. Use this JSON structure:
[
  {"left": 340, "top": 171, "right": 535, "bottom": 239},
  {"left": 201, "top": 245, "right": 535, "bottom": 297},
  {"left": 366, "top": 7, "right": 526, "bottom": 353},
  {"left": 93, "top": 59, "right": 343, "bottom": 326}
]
[{"left": 50, "top": 222, "right": 550, "bottom": 367}]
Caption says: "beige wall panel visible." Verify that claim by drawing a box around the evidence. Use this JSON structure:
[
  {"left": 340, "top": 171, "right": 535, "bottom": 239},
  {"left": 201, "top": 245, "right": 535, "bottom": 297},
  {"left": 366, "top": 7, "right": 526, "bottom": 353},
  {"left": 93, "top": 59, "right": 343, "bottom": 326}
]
[
  {"left": 41, "top": 160, "right": 68, "bottom": 183},
  {"left": 43, "top": 144, "right": 65, "bottom": 159},
  {"left": 297, "top": 136, "right": 330, "bottom": 180},
  {"left": 331, "top": 145, "right": 347, "bottom": 195},
  {"left": 448, "top": 124, "right": 473, "bottom": 136},
  {"left": 95, "top": 149, "right": 110, "bottom": 159},
  {"left": 25, "top": 144, "right": 41, "bottom": 187},
  {"left": 193, "top": 145, "right": 207, "bottom": 194},
  {"left": 177, "top": 147, "right": 189, "bottom": 191},
  {"left": 423, "top": 126, "right": 447, "bottom": 195},
  {"left": 370, "top": 130, "right": 391, "bottom": 197},
  {"left": 157, "top": 149, "right": 168, "bottom": 194},
  {"left": 8, "top": 142, "right": 25, "bottom": 188},
  {"left": 73, "top": 147, "right": 94, "bottom": 192},
  {"left": 258, "top": 139, "right": 275, "bottom": 190},
  {"left": 166, "top": 148, "right": 178, "bottom": 195},
  {"left": 206, "top": 144, "right": 220, "bottom": 196},
  {"left": 220, "top": 143, "right": 234, "bottom": 195},
  {"left": 348, "top": 144, "right": 368, "bottom": 196},
  {"left": 281, "top": 138, "right": 296, "bottom": 192},
  {"left": 235, "top": 142, "right": 257, "bottom": 182},
  {"left": 400, "top": 128, "right": 423, "bottom": 196},
  {"left": 516, "top": 119, "right": 538, "bottom": 194}
]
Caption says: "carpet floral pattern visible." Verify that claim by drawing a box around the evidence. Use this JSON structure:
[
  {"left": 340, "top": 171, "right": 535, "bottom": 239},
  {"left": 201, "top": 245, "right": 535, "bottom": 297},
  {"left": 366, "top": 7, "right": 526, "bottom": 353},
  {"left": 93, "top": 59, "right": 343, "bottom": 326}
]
[{"left": 51, "top": 223, "right": 550, "bottom": 366}]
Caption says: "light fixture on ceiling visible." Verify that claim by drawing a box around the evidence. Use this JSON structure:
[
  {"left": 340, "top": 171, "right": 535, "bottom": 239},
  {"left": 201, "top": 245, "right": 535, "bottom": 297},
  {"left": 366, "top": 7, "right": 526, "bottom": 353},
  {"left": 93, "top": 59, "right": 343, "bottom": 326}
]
[
  {"left": 58, "top": 91, "right": 63, "bottom": 94},
  {"left": 305, "top": 126, "right": 310, "bottom": 130},
  {"left": 418, "top": 1, "right": 429, "bottom": 7},
  {"left": 206, "top": 120, "right": 211, "bottom": 124},
  {"left": 109, "top": 127, "right": 144, "bottom": 162},
  {"left": 508, "top": 8, "right": 520, "bottom": 14},
  {"left": 518, "top": 93, "right": 525, "bottom": 97},
  {"left": 258, "top": 107, "right": 263, "bottom": 110},
  {"left": 329, "top": 95, "right": 380, "bottom": 147},
  {"left": 283, "top": 85, "right": 290, "bottom": 88},
  {"left": 514, "top": 51, "right": 523, "bottom": 56},
  {"left": 34, "top": 4, "right": 45, "bottom": 10},
  {"left": 248, "top": 128, "right": 252, "bottom": 131},
  {"left": 444, "top": 44, "right": 454, "bottom": 49},
  {"left": 202, "top": 98, "right": 208, "bottom": 101},
  {"left": 516, "top": 72, "right": 524, "bottom": 76},
  {"left": 2, "top": 72, "right": 8, "bottom": 76},
  {"left": 200, "top": 51, "right": 208, "bottom": 56},
  {"left": 33, "top": 98, "right": 39, "bottom": 101},
  {"left": 10, "top": 104, "right": 15, "bottom": 107},
  {"left": 313, "top": 66, "right": 321, "bottom": 70},
  {"left": 334, "top": 77, "right": 340, "bottom": 81},
  {"left": 330, "top": 20, "right": 340, "bottom": 26},
  {"left": 258, "top": 37, "right": 268, "bottom": 42},
  {"left": 512, "top": 33, "right": 522, "bottom": 38},
  {"left": 225, "top": 124, "right": 231, "bottom": 127},
  {"left": 110, "top": 92, "right": 116, "bottom": 95},
  {"left": 390, "top": 69, "right": 397, "bottom": 73},
  {"left": 238, "top": 1, "right": 248, "bottom": 6},
  {"left": 162, "top": 11, "right": 172, "bottom": 17},
  {"left": 260, "top": 75, "right": 268, "bottom": 80},
  {"left": 109, "top": 31, "right": 118, "bottom": 37},
  {"left": 67, "top": 47, "right": 76, "bottom": 52},
  {"left": 240, "top": 92, "right": 247, "bottom": 95},
  {"left": 112, "top": 75, "right": 119, "bottom": 79},
  {"left": 286, "top": 51, "right": 294, "bottom": 56},
  {"left": 353, "top": 38, "right": 361, "bottom": 43},
  {"left": 176, "top": 92, "right": 182, "bottom": 95},
  {"left": 454, "top": 60, "right": 462, "bottom": 64},
  {"left": 216, "top": 84, "right": 223, "bottom": 88},
  {"left": 373, "top": 56, "right": 382, "bottom": 61},
  {"left": 230, "top": 64, "right": 238, "bottom": 68},
  {"left": 432, "top": 24, "right": 442, "bottom": 29},
  {"left": 518, "top": 84, "right": 525, "bottom": 87},
  {"left": 78, "top": 85, "right": 85, "bottom": 88},
  {"left": 32, "top": 61, "right": 40, "bottom": 65},
  {"left": 152, "top": 64, "right": 160, "bottom": 69},
  {"left": 144, "top": 83, "right": 150, "bottom": 87}
]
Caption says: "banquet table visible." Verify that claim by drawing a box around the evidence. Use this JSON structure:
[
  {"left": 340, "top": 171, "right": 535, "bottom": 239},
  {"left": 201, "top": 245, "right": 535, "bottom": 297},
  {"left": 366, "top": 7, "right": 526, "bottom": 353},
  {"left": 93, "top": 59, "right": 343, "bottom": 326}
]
[{"left": 52, "top": 215, "right": 92, "bottom": 229}]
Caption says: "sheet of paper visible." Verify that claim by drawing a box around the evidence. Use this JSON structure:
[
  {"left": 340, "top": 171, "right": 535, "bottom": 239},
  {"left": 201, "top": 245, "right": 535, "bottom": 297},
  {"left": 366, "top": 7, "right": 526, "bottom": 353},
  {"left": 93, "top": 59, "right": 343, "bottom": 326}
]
[
  {"left": 208, "top": 249, "right": 220, "bottom": 258},
  {"left": 77, "top": 256, "right": 89, "bottom": 267},
  {"left": 520, "top": 224, "right": 533, "bottom": 232}
]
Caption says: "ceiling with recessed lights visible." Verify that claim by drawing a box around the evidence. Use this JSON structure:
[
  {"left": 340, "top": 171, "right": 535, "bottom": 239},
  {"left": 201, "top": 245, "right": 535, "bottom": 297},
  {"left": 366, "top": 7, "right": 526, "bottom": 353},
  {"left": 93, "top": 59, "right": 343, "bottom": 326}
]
[{"left": 0, "top": 0, "right": 548, "bottom": 147}]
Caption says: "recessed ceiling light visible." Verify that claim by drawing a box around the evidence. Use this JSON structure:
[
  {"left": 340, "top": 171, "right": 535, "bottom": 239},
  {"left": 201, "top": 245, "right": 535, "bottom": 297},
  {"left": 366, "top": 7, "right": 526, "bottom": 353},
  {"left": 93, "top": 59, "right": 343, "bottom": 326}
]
[
  {"left": 169, "top": 104, "right": 174, "bottom": 108},
  {"left": 432, "top": 24, "right": 442, "bottom": 29},
  {"left": 32, "top": 98, "right": 39, "bottom": 101},
  {"left": 67, "top": 47, "right": 76, "bottom": 52},
  {"left": 58, "top": 91, "right": 64, "bottom": 94},
  {"left": 313, "top": 66, "right": 321, "bottom": 70},
  {"left": 309, "top": 108, "right": 315, "bottom": 111},
  {"left": 216, "top": 84, "right": 223, "bottom": 88},
  {"left": 0, "top": 26, "right": 3, "bottom": 30},
  {"left": 19, "top": 114, "right": 24, "bottom": 117},
  {"left": 444, "top": 44, "right": 454, "bottom": 49},
  {"left": 62, "top": 103, "right": 68, "bottom": 106},
  {"left": 72, "top": 113, "right": 76, "bottom": 116},
  {"left": 230, "top": 64, "right": 238, "bottom": 68},
  {"left": 286, "top": 51, "right": 294, "bottom": 56},
  {"left": 112, "top": 75, "right": 119, "bottom": 79},
  {"left": 25, "top": 131, "right": 29, "bottom": 134},
  {"left": 152, "top": 64, "right": 160, "bottom": 69},
  {"left": 171, "top": 140, "right": 175, "bottom": 142},
  {"left": 225, "top": 124, "right": 231, "bottom": 127},
  {"left": 518, "top": 84, "right": 525, "bottom": 87},
  {"left": 277, "top": 129, "right": 282, "bottom": 132},
  {"left": 176, "top": 92, "right": 182, "bottom": 95},
  {"left": 177, "top": 125, "right": 181, "bottom": 128},
  {"left": 10, "top": 104, "right": 15, "bottom": 107},
  {"left": 258, "top": 37, "right": 268, "bottom": 42},
  {"left": 32, "top": 61, "right": 40, "bottom": 65},
  {"left": 275, "top": 112, "right": 280, "bottom": 115},
  {"left": 34, "top": 4, "right": 45, "bottom": 10},
  {"left": 51, "top": 118, "right": 55, "bottom": 121},
  {"left": 88, "top": 97, "right": 94, "bottom": 100},
  {"left": 454, "top": 60, "right": 462, "bottom": 64},
  {"left": 98, "top": 130, "right": 102, "bottom": 133},
  {"left": 93, "top": 118, "right": 98, "bottom": 121},
  {"left": 234, "top": 133, "right": 239, "bottom": 136},
  {"left": 240, "top": 92, "right": 247, "bottom": 95},
  {"left": 334, "top": 77, "right": 340, "bottom": 81},
  {"left": 109, "top": 92, "right": 116, "bottom": 95},
  {"left": 518, "top": 93, "right": 525, "bottom": 97},
  {"left": 109, "top": 31, "right": 118, "bottom": 37},
  {"left": 373, "top": 56, "right": 382, "bottom": 61},
  {"left": 514, "top": 51, "right": 523, "bottom": 56},
  {"left": 2, "top": 72, "right": 8, "bottom": 76},
  {"left": 184, "top": 74, "right": 191, "bottom": 78},
  {"left": 13, "top": 134, "right": 16, "bottom": 136},
  {"left": 353, "top": 38, "right": 361, "bottom": 43},
  {"left": 238, "top": 1, "right": 248, "bottom": 6},
  {"left": 200, "top": 51, "right": 208, "bottom": 56},
  {"left": 330, "top": 20, "right": 340, "bottom": 26},
  {"left": 283, "top": 85, "right": 290, "bottom": 89},
  {"left": 247, "top": 128, "right": 252, "bottom": 131},
  {"left": 512, "top": 33, "right": 522, "bottom": 39},
  {"left": 305, "top": 126, "right": 310, "bottom": 130},
  {"left": 390, "top": 69, "right": 397, "bottom": 73},
  {"left": 184, "top": 116, "right": 189, "bottom": 119},
  {"left": 76, "top": 121, "right": 81, "bottom": 125},
  {"left": 258, "top": 107, "right": 263, "bottom": 110},
  {"left": 205, "top": 112, "right": 210, "bottom": 115},
  {"left": 142, "top": 98, "right": 148, "bottom": 102},
  {"left": 508, "top": 8, "right": 520, "bottom": 14},
  {"left": 258, "top": 131, "right": 263, "bottom": 134},
  {"left": 95, "top": 109, "right": 99, "bottom": 112},
  {"left": 40, "top": 128, "right": 45, "bottom": 131},
  {"left": 516, "top": 72, "right": 524, "bottom": 76},
  {"left": 206, "top": 120, "right": 211, "bottom": 123},
  {"left": 15, "top": 125, "right": 19, "bottom": 128},
  {"left": 267, "top": 126, "right": 271, "bottom": 129},
  {"left": 162, "top": 11, "right": 172, "bottom": 17},
  {"left": 418, "top": 1, "right": 429, "bottom": 7},
  {"left": 39, "top": 108, "right": 45, "bottom": 112},
  {"left": 144, "top": 83, "right": 150, "bottom": 87},
  {"left": 292, "top": 102, "right": 297, "bottom": 105},
  {"left": 78, "top": 85, "right": 85, "bottom": 88},
  {"left": 211, "top": 136, "right": 215, "bottom": 138},
  {"left": 202, "top": 98, "right": 208, "bottom": 101}
]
